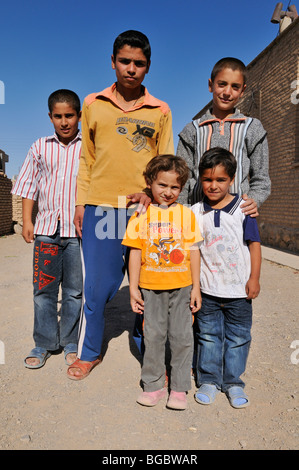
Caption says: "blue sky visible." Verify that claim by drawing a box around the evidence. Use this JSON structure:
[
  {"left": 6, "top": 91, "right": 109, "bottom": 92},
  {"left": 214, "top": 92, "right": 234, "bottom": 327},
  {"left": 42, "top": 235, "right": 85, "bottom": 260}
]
[{"left": 0, "top": 0, "right": 282, "bottom": 178}]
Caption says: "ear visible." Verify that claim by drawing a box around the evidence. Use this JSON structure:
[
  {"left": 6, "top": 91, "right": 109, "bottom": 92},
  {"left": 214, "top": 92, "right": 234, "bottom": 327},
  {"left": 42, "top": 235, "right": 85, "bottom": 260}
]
[
  {"left": 240, "top": 83, "right": 246, "bottom": 98},
  {"left": 48, "top": 112, "right": 53, "bottom": 123},
  {"left": 146, "top": 60, "right": 151, "bottom": 74},
  {"left": 111, "top": 54, "right": 116, "bottom": 70},
  {"left": 78, "top": 111, "right": 82, "bottom": 123},
  {"left": 229, "top": 176, "right": 235, "bottom": 187},
  {"left": 208, "top": 78, "right": 213, "bottom": 92}
]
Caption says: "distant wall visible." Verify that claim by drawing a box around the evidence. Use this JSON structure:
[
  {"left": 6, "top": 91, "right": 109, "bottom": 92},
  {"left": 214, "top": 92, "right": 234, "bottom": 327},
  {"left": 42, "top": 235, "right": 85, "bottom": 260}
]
[{"left": 0, "top": 173, "right": 13, "bottom": 236}]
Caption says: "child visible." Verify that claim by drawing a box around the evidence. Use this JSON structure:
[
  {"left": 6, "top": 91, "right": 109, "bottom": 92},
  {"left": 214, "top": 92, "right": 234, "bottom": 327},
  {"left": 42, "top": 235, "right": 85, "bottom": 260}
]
[
  {"left": 122, "top": 155, "right": 202, "bottom": 410},
  {"left": 67, "top": 30, "right": 174, "bottom": 380},
  {"left": 191, "top": 147, "right": 261, "bottom": 408},
  {"left": 177, "top": 57, "right": 271, "bottom": 215},
  {"left": 11, "top": 89, "right": 82, "bottom": 369}
]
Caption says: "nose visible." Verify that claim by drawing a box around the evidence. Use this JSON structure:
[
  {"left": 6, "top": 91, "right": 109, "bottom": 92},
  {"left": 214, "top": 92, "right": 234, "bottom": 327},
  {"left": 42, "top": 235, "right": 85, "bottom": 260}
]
[
  {"left": 127, "top": 61, "right": 136, "bottom": 75},
  {"left": 61, "top": 116, "right": 68, "bottom": 127},
  {"left": 222, "top": 85, "right": 232, "bottom": 96}
]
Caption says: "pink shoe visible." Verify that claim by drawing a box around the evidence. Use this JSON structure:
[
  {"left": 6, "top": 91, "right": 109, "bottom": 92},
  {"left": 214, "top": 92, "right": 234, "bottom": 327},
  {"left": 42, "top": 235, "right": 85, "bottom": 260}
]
[
  {"left": 167, "top": 390, "right": 187, "bottom": 410},
  {"left": 137, "top": 388, "right": 167, "bottom": 407}
]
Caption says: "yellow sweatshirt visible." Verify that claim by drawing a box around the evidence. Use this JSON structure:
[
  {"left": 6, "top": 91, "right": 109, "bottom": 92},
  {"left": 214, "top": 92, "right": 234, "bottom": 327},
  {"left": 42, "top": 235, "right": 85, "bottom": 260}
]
[{"left": 76, "top": 84, "right": 174, "bottom": 208}]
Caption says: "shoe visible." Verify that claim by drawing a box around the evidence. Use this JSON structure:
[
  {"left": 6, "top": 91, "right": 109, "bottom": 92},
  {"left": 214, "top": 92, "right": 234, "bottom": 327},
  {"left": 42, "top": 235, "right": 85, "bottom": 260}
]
[
  {"left": 67, "top": 356, "right": 102, "bottom": 381},
  {"left": 167, "top": 390, "right": 187, "bottom": 410},
  {"left": 136, "top": 388, "right": 167, "bottom": 407},
  {"left": 24, "top": 347, "right": 51, "bottom": 369},
  {"left": 64, "top": 343, "right": 77, "bottom": 365},
  {"left": 195, "top": 384, "right": 219, "bottom": 405},
  {"left": 226, "top": 386, "right": 250, "bottom": 409}
]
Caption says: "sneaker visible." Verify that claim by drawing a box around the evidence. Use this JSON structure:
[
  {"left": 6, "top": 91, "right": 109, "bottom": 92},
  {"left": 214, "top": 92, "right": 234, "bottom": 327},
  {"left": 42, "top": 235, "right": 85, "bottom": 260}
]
[
  {"left": 136, "top": 388, "right": 167, "bottom": 407},
  {"left": 166, "top": 390, "right": 187, "bottom": 410}
]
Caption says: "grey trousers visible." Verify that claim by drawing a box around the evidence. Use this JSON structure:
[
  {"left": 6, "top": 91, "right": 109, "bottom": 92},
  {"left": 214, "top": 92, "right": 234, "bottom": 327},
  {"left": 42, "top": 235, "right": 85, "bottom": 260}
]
[{"left": 140, "top": 286, "right": 193, "bottom": 392}]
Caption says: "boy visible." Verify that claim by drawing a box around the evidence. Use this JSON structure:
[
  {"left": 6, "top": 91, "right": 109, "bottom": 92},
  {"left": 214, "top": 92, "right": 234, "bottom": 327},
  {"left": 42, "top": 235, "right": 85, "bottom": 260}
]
[
  {"left": 177, "top": 57, "right": 271, "bottom": 215},
  {"left": 122, "top": 155, "right": 202, "bottom": 410},
  {"left": 67, "top": 30, "right": 174, "bottom": 380},
  {"left": 11, "top": 89, "right": 82, "bottom": 369},
  {"left": 191, "top": 147, "right": 261, "bottom": 408}
]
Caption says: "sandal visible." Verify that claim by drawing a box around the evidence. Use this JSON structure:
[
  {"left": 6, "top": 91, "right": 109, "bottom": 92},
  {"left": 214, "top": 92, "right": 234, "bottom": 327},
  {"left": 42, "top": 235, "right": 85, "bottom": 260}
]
[
  {"left": 67, "top": 357, "right": 102, "bottom": 381},
  {"left": 24, "top": 347, "right": 51, "bottom": 369},
  {"left": 194, "top": 384, "right": 219, "bottom": 405},
  {"left": 64, "top": 343, "right": 78, "bottom": 365},
  {"left": 226, "top": 386, "right": 250, "bottom": 409}
]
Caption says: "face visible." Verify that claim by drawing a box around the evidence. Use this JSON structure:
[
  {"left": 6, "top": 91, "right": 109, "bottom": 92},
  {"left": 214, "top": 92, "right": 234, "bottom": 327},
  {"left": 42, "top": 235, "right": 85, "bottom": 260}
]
[
  {"left": 49, "top": 102, "right": 81, "bottom": 145},
  {"left": 148, "top": 170, "right": 182, "bottom": 207},
  {"left": 111, "top": 45, "right": 150, "bottom": 91},
  {"left": 200, "top": 165, "right": 235, "bottom": 206},
  {"left": 209, "top": 67, "right": 246, "bottom": 119}
]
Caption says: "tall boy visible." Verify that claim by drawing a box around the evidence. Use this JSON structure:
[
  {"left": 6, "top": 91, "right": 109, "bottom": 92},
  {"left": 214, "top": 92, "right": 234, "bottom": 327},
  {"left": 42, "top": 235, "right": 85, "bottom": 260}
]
[
  {"left": 191, "top": 147, "right": 261, "bottom": 408},
  {"left": 12, "top": 89, "right": 82, "bottom": 368},
  {"left": 122, "top": 155, "right": 202, "bottom": 410},
  {"left": 67, "top": 30, "right": 174, "bottom": 380},
  {"left": 177, "top": 57, "right": 271, "bottom": 215}
]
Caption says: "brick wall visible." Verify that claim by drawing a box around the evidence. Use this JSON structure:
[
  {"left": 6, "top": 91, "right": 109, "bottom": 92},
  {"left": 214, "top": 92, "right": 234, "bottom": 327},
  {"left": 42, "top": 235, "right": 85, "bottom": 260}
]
[{"left": 0, "top": 173, "right": 13, "bottom": 236}]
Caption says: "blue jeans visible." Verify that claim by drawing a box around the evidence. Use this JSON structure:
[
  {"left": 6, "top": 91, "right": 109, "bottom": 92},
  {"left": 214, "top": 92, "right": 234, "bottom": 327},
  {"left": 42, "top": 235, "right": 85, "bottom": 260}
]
[
  {"left": 195, "top": 293, "right": 252, "bottom": 392},
  {"left": 33, "top": 227, "right": 82, "bottom": 351}
]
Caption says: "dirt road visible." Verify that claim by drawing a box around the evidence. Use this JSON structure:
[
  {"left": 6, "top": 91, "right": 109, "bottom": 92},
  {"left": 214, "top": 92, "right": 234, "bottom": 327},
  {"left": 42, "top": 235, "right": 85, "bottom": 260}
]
[{"left": 0, "top": 234, "right": 298, "bottom": 451}]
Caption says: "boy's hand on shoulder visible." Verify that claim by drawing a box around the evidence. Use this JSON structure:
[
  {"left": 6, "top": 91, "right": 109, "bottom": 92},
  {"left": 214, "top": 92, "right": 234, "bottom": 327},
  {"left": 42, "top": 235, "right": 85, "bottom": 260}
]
[
  {"left": 126, "top": 193, "right": 151, "bottom": 216},
  {"left": 241, "top": 194, "right": 259, "bottom": 217},
  {"left": 129, "top": 287, "right": 144, "bottom": 314},
  {"left": 245, "top": 277, "right": 260, "bottom": 299},
  {"left": 190, "top": 286, "right": 202, "bottom": 313}
]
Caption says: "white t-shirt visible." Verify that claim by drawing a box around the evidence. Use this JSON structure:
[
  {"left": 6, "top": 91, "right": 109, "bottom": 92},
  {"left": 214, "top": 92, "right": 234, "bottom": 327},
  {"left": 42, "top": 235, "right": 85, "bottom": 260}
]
[{"left": 192, "top": 195, "right": 260, "bottom": 298}]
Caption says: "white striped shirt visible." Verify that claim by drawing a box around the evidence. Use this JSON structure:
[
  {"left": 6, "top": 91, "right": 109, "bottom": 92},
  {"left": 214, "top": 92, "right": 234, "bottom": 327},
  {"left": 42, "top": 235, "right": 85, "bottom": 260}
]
[{"left": 12, "top": 132, "right": 81, "bottom": 237}]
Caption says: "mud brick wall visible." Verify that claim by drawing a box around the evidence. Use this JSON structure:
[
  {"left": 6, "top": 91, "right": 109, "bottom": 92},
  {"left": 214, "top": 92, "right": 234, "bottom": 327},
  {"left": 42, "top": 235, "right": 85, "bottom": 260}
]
[{"left": 0, "top": 173, "right": 13, "bottom": 236}]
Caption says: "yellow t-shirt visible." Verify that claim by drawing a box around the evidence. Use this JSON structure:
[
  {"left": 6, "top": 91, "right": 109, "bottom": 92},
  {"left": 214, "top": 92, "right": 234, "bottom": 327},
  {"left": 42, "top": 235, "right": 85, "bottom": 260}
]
[
  {"left": 76, "top": 84, "right": 174, "bottom": 208},
  {"left": 122, "top": 204, "right": 203, "bottom": 290}
]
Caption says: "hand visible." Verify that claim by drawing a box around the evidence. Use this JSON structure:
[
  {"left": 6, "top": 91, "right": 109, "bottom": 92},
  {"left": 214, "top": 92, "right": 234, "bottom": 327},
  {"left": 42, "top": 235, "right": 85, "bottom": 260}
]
[
  {"left": 241, "top": 194, "right": 259, "bottom": 217},
  {"left": 126, "top": 193, "right": 152, "bottom": 216},
  {"left": 129, "top": 288, "right": 144, "bottom": 314},
  {"left": 245, "top": 277, "right": 260, "bottom": 299},
  {"left": 22, "top": 221, "right": 34, "bottom": 243},
  {"left": 190, "top": 286, "right": 202, "bottom": 313},
  {"left": 74, "top": 205, "right": 85, "bottom": 238}
]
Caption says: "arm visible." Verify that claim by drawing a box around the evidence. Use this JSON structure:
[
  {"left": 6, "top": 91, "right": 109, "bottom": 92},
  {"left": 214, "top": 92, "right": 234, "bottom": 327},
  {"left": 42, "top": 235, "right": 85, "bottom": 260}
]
[
  {"left": 246, "top": 241, "right": 261, "bottom": 299},
  {"left": 76, "top": 99, "right": 94, "bottom": 207},
  {"left": 22, "top": 198, "right": 35, "bottom": 243},
  {"left": 128, "top": 248, "right": 144, "bottom": 314},
  {"left": 242, "top": 121, "right": 271, "bottom": 213},
  {"left": 74, "top": 205, "right": 85, "bottom": 238},
  {"left": 176, "top": 125, "right": 197, "bottom": 205},
  {"left": 190, "top": 247, "right": 202, "bottom": 312}
]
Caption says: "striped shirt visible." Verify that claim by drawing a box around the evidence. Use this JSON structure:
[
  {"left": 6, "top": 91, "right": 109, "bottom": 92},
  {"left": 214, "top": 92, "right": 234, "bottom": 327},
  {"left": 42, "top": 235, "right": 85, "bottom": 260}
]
[{"left": 11, "top": 132, "right": 81, "bottom": 237}]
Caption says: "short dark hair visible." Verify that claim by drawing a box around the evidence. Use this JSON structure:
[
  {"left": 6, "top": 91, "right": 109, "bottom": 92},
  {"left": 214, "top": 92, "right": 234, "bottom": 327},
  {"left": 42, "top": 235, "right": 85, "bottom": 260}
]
[
  {"left": 211, "top": 57, "right": 247, "bottom": 85},
  {"left": 48, "top": 89, "right": 81, "bottom": 115},
  {"left": 113, "top": 30, "right": 151, "bottom": 63},
  {"left": 199, "top": 147, "right": 237, "bottom": 180},
  {"left": 144, "top": 155, "right": 189, "bottom": 188}
]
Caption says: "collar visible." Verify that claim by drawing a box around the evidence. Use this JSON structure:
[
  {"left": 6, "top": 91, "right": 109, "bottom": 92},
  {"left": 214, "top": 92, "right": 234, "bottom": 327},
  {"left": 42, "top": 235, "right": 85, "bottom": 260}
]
[
  {"left": 203, "top": 194, "right": 241, "bottom": 213},
  {"left": 196, "top": 108, "right": 246, "bottom": 126},
  {"left": 46, "top": 130, "right": 82, "bottom": 145},
  {"left": 95, "top": 83, "right": 164, "bottom": 109}
]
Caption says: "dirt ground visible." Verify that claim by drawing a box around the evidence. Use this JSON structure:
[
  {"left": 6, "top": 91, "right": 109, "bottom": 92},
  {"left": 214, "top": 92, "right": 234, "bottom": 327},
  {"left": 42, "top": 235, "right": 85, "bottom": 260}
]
[{"left": 0, "top": 233, "right": 298, "bottom": 452}]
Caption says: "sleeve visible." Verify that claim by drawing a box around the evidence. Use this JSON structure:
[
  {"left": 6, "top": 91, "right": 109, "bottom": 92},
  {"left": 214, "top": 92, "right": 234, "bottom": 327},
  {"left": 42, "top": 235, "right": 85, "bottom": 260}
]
[
  {"left": 11, "top": 141, "right": 40, "bottom": 200},
  {"left": 183, "top": 207, "right": 203, "bottom": 249},
  {"left": 176, "top": 123, "right": 197, "bottom": 205},
  {"left": 75, "top": 99, "right": 95, "bottom": 206},
  {"left": 157, "top": 109, "right": 175, "bottom": 155},
  {"left": 243, "top": 214, "right": 261, "bottom": 243},
  {"left": 246, "top": 119, "right": 271, "bottom": 207},
  {"left": 121, "top": 213, "right": 143, "bottom": 249}
]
